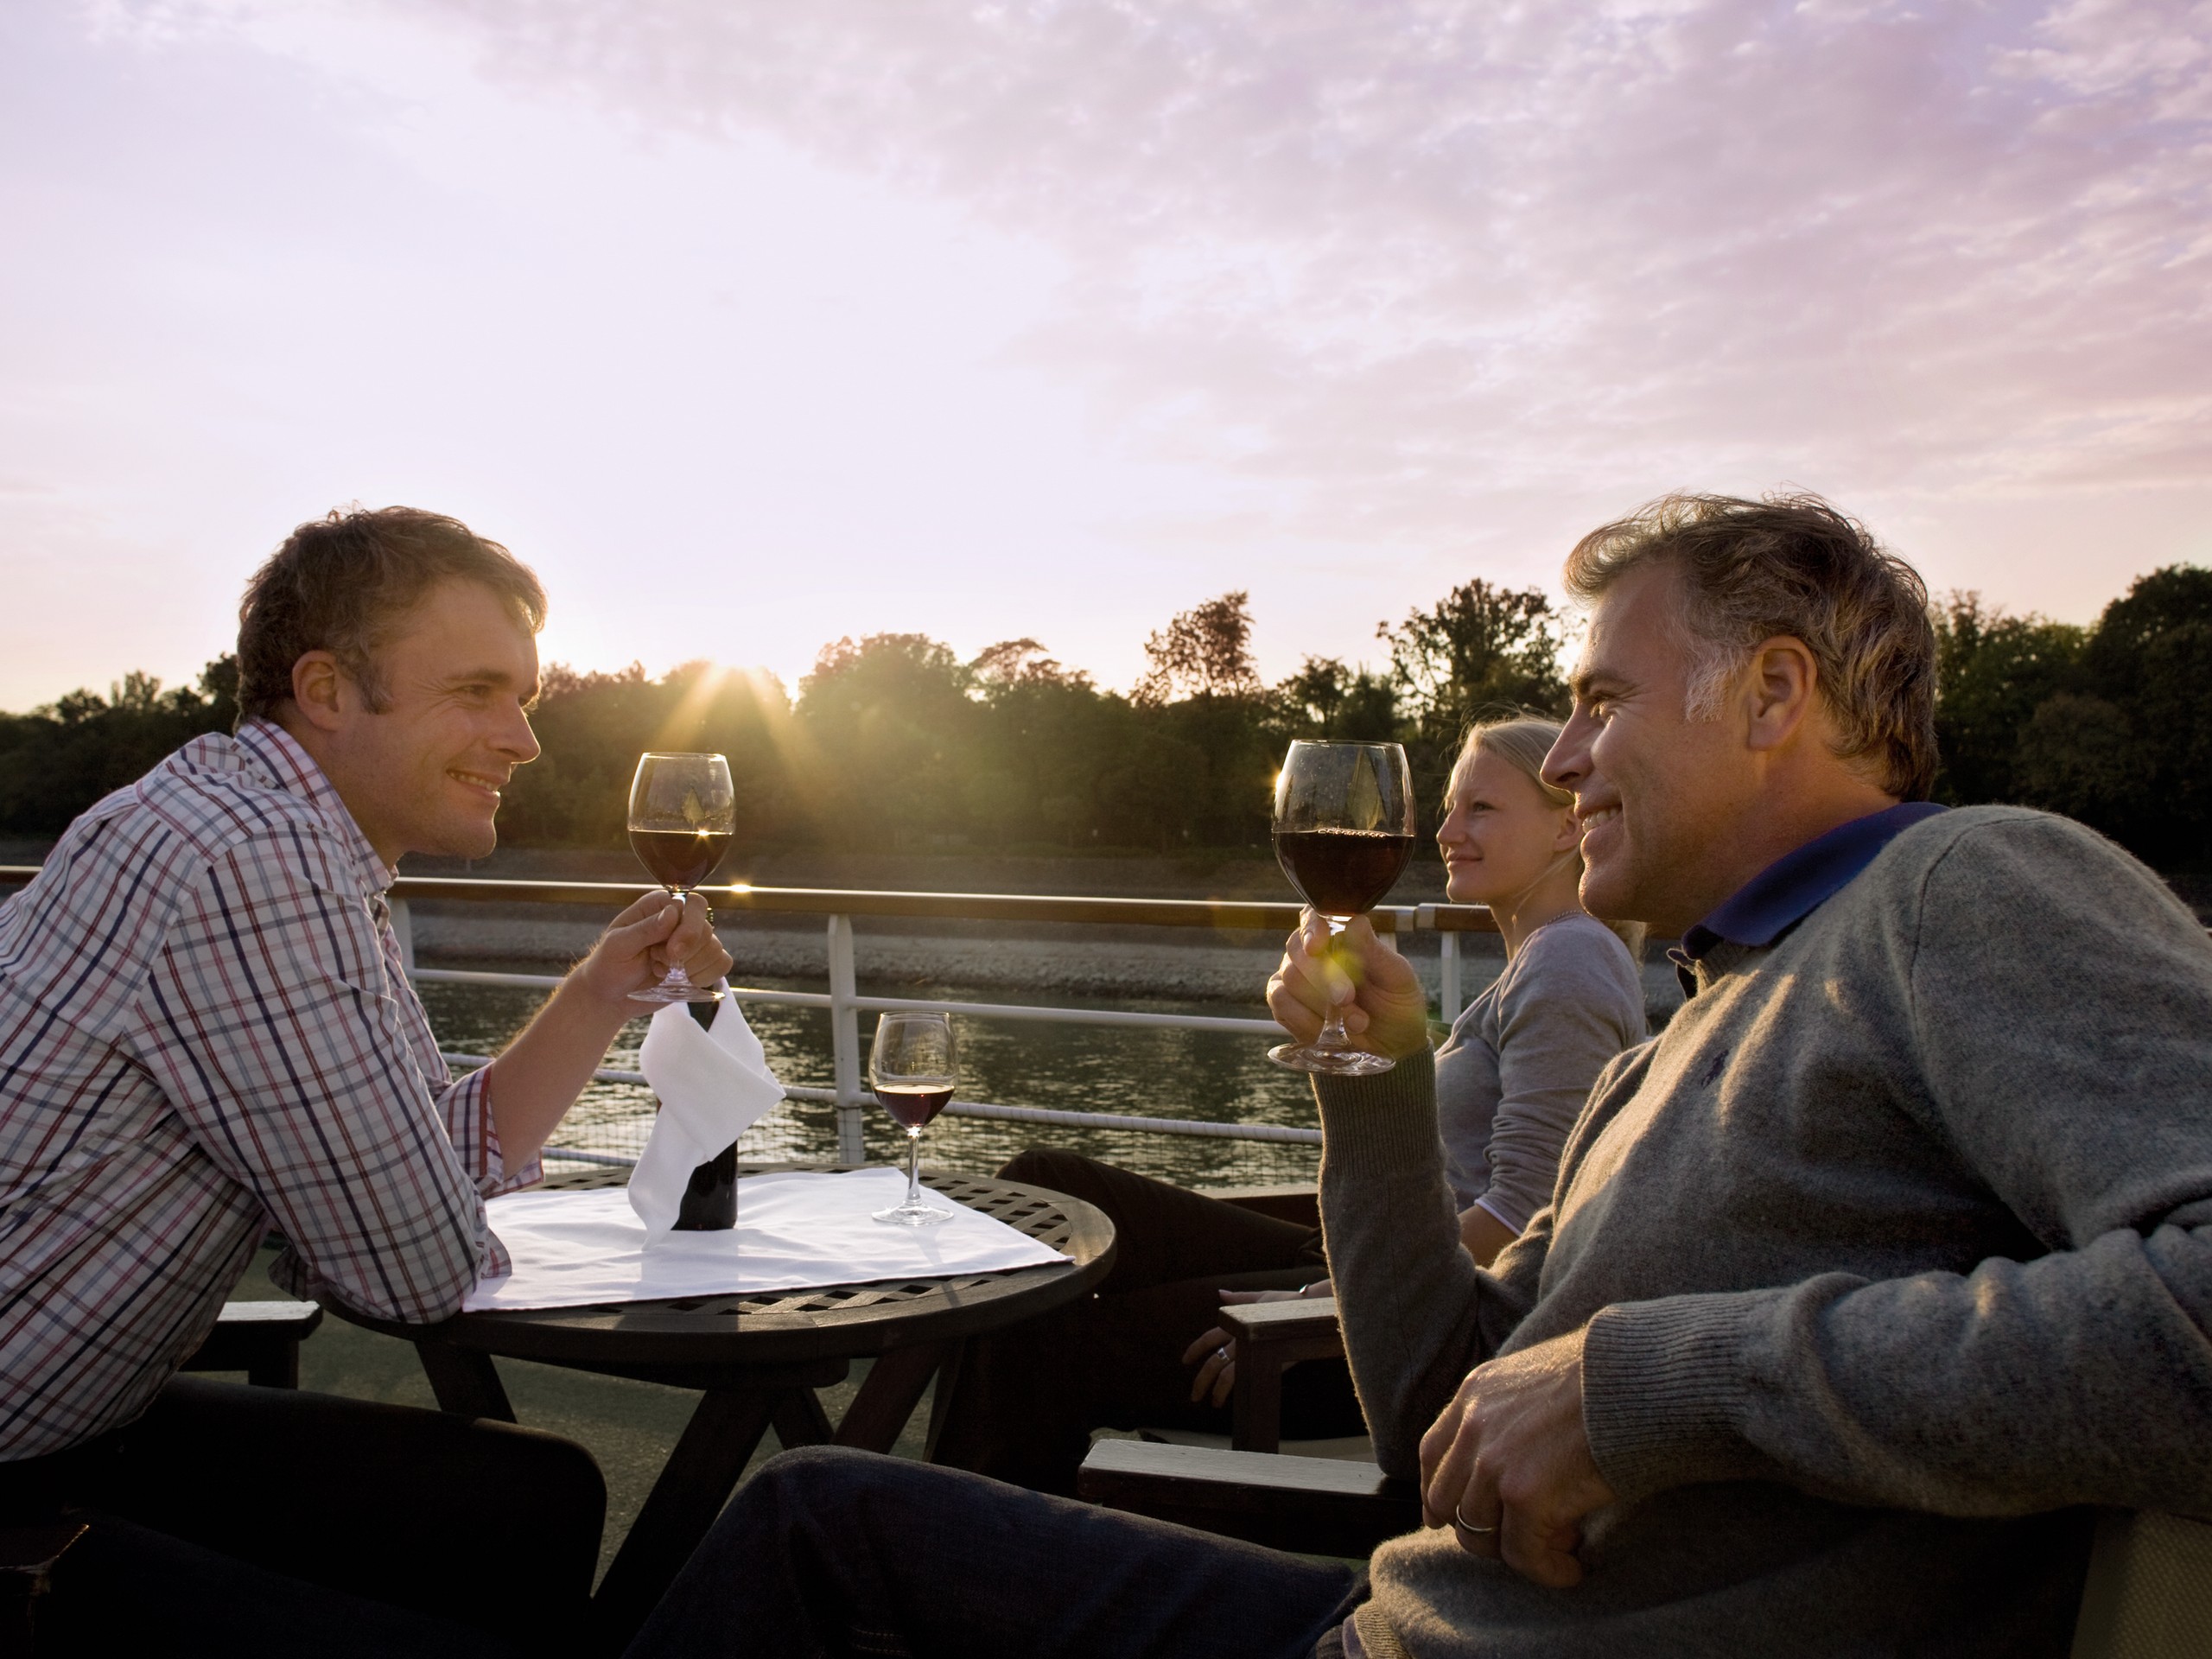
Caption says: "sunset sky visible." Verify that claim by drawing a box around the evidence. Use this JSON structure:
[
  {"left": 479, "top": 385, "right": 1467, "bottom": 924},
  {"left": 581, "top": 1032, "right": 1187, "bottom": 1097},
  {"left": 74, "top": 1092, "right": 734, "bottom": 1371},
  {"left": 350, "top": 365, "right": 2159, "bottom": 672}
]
[{"left": 3, "top": 0, "right": 2207, "bottom": 710}]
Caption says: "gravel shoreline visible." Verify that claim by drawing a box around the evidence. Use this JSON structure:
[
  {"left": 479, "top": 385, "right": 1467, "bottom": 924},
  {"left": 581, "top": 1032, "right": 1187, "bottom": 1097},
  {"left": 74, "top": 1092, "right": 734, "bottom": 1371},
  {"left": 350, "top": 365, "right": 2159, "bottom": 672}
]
[{"left": 412, "top": 914, "right": 1687, "bottom": 1021}]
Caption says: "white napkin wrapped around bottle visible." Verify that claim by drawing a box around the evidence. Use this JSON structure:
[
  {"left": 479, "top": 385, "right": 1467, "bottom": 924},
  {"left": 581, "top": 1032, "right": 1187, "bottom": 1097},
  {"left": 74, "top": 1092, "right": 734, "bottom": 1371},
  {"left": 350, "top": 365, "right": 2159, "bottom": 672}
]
[{"left": 628, "top": 993, "right": 786, "bottom": 1230}]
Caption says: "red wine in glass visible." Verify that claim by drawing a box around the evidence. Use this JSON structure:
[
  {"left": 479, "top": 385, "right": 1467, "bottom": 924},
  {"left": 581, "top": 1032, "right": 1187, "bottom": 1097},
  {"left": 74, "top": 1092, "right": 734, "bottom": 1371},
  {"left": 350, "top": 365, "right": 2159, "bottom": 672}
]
[
  {"left": 869, "top": 1012, "right": 957, "bottom": 1226},
  {"left": 627, "top": 752, "right": 735, "bottom": 1005},
  {"left": 1268, "top": 741, "right": 1417, "bottom": 1076},
  {"left": 873, "top": 1083, "right": 954, "bottom": 1130},
  {"left": 1274, "top": 830, "right": 1416, "bottom": 917},
  {"left": 630, "top": 829, "right": 734, "bottom": 893}
]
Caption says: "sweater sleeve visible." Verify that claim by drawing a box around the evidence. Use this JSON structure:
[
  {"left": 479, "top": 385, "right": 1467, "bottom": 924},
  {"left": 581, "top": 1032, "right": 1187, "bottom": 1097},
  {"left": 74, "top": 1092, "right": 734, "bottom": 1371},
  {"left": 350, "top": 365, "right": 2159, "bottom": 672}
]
[
  {"left": 1477, "top": 923, "right": 1644, "bottom": 1233},
  {"left": 1584, "top": 815, "right": 2212, "bottom": 1517},
  {"left": 1315, "top": 1051, "right": 1544, "bottom": 1478}
]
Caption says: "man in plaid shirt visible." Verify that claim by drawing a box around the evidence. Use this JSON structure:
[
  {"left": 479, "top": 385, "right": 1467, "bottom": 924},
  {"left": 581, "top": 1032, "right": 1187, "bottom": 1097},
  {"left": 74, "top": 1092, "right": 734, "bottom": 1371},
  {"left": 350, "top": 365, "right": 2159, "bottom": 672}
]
[{"left": 0, "top": 506, "right": 729, "bottom": 1649}]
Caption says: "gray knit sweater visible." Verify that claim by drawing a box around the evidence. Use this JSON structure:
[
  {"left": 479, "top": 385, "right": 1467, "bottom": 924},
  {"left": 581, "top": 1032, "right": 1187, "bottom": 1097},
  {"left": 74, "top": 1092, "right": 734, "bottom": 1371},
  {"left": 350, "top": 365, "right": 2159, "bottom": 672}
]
[{"left": 1317, "top": 807, "right": 2212, "bottom": 1658}]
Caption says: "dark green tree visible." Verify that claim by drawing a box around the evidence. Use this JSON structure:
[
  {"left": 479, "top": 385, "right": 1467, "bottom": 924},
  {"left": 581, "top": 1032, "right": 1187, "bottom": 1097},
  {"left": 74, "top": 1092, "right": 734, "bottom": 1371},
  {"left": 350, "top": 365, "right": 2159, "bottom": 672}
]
[
  {"left": 0, "top": 658, "right": 238, "bottom": 838},
  {"left": 1377, "top": 579, "right": 1568, "bottom": 828},
  {"left": 2068, "top": 565, "right": 2212, "bottom": 867},
  {"left": 1929, "top": 593, "right": 2087, "bottom": 805},
  {"left": 795, "top": 635, "right": 980, "bottom": 850},
  {"left": 1277, "top": 657, "right": 1398, "bottom": 740}
]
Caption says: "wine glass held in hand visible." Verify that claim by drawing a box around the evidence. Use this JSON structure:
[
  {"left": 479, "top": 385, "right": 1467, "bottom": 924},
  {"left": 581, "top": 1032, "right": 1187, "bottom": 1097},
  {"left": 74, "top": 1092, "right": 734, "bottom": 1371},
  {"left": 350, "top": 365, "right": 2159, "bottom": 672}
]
[
  {"left": 869, "top": 1011, "right": 957, "bottom": 1228},
  {"left": 627, "top": 751, "right": 736, "bottom": 1005},
  {"left": 1268, "top": 740, "right": 1417, "bottom": 1075}
]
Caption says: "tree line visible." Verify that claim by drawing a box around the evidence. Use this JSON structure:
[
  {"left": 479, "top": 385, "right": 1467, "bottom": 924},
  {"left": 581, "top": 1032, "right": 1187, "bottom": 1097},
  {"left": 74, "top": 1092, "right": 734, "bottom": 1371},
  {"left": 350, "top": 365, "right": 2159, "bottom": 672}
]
[{"left": 2, "top": 568, "right": 2208, "bottom": 870}]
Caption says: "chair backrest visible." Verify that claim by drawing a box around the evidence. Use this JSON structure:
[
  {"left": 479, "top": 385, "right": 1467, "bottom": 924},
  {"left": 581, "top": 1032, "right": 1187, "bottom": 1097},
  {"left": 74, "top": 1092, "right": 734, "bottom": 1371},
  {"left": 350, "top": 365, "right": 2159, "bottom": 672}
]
[{"left": 2070, "top": 1510, "right": 2212, "bottom": 1659}]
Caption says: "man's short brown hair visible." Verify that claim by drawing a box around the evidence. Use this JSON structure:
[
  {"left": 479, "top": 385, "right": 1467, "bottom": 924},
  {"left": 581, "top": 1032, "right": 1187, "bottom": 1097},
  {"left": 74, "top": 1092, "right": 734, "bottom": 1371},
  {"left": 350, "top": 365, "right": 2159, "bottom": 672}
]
[
  {"left": 236, "top": 507, "right": 547, "bottom": 722},
  {"left": 1563, "top": 493, "right": 1938, "bottom": 800}
]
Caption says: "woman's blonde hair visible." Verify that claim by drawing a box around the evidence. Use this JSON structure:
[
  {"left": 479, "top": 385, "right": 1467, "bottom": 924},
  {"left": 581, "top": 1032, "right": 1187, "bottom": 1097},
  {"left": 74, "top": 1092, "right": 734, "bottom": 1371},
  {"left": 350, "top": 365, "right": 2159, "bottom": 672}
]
[{"left": 1461, "top": 713, "right": 1647, "bottom": 959}]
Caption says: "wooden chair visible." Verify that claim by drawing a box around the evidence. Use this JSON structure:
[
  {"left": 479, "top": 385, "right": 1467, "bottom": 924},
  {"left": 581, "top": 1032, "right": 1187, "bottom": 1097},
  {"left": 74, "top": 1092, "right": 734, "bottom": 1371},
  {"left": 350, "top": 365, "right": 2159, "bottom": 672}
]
[
  {"left": 179, "top": 1300, "right": 323, "bottom": 1389},
  {"left": 1081, "top": 1439, "right": 1418, "bottom": 1558},
  {"left": 1195, "top": 1185, "right": 1357, "bottom": 1457},
  {"left": 2070, "top": 1510, "right": 2212, "bottom": 1658},
  {"left": 1081, "top": 1440, "right": 2212, "bottom": 1650},
  {"left": 0, "top": 1524, "right": 86, "bottom": 1659}
]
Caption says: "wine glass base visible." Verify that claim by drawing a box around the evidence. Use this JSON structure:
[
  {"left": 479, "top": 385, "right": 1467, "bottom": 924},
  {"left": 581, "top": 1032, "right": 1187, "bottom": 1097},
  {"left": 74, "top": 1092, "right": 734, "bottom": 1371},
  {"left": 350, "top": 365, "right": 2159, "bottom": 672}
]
[
  {"left": 629, "top": 982, "right": 723, "bottom": 1006},
  {"left": 1267, "top": 1041, "right": 1398, "bottom": 1077},
  {"left": 872, "top": 1201, "right": 954, "bottom": 1228}
]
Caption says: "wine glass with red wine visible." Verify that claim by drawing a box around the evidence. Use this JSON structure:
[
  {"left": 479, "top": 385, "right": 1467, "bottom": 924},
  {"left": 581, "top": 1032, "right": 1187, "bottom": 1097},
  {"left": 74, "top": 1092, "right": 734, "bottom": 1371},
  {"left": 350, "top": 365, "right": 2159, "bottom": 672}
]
[
  {"left": 626, "top": 751, "right": 736, "bottom": 1005},
  {"left": 868, "top": 1011, "right": 957, "bottom": 1227},
  {"left": 1268, "top": 740, "right": 1417, "bottom": 1075}
]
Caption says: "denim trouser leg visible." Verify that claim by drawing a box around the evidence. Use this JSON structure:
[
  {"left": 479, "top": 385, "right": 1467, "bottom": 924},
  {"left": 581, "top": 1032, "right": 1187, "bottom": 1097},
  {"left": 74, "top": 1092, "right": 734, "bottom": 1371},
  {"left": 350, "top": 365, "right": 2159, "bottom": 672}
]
[{"left": 626, "top": 1446, "right": 1365, "bottom": 1659}]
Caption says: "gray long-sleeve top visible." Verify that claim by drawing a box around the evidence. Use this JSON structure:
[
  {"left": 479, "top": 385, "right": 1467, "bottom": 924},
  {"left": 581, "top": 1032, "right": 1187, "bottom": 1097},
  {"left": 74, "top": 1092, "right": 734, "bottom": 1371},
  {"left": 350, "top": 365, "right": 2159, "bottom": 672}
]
[
  {"left": 1433, "top": 912, "right": 1645, "bottom": 1230},
  {"left": 1316, "top": 807, "right": 2212, "bottom": 1658}
]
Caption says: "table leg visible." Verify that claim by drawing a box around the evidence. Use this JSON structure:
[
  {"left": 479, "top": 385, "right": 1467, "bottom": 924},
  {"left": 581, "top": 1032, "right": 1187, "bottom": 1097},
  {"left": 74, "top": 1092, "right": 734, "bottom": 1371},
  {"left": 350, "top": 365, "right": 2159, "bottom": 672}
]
[
  {"left": 832, "top": 1343, "right": 948, "bottom": 1452},
  {"left": 591, "top": 1388, "right": 779, "bottom": 1649},
  {"left": 922, "top": 1338, "right": 967, "bottom": 1461},
  {"left": 413, "top": 1341, "right": 515, "bottom": 1422},
  {"left": 772, "top": 1386, "right": 834, "bottom": 1449}
]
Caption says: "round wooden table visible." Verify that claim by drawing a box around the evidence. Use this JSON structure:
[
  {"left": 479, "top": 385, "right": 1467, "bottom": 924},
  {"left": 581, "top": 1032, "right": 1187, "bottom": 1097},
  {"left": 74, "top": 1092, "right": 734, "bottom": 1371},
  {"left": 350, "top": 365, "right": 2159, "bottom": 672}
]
[{"left": 330, "top": 1166, "right": 1116, "bottom": 1648}]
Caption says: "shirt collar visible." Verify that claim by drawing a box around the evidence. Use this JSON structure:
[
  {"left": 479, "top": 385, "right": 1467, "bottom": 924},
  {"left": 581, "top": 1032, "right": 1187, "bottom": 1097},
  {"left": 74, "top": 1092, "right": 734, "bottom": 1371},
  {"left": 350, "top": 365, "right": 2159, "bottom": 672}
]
[
  {"left": 1679, "top": 801, "right": 1948, "bottom": 965},
  {"left": 233, "top": 717, "right": 395, "bottom": 898}
]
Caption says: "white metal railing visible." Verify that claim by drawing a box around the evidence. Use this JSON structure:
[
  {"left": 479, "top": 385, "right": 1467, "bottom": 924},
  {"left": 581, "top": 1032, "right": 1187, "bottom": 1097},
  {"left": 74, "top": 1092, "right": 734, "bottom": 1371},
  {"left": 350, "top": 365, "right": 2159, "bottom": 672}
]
[
  {"left": 3, "top": 865, "right": 1491, "bottom": 1163},
  {"left": 406, "top": 908, "right": 1465, "bottom": 1160},
  {"left": 391, "top": 882, "right": 1497, "bottom": 1162}
]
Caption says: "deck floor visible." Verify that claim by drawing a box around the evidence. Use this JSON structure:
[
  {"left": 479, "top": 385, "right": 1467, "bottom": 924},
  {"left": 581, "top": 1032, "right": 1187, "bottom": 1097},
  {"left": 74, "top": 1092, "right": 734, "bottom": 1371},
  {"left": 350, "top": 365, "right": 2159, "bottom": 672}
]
[{"left": 224, "top": 1246, "right": 937, "bottom": 1585}]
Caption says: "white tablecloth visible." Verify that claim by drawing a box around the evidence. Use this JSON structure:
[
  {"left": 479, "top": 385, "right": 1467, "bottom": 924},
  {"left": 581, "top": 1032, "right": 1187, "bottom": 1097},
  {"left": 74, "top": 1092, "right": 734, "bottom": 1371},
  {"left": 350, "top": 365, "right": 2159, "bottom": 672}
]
[{"left": 463, "top": 1169, "right": 1070, "bottom": 1312}]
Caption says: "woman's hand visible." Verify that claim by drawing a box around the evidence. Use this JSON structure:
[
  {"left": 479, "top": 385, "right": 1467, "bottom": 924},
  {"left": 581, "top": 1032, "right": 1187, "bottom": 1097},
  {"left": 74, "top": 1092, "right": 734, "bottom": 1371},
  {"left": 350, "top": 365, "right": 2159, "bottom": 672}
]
[
  {"left": 1179, "top": 1281, "right": 1335, "bottom": 1406},
  {"left": 1266, "top": 912, "right": 1431, "bottom": 1060}
]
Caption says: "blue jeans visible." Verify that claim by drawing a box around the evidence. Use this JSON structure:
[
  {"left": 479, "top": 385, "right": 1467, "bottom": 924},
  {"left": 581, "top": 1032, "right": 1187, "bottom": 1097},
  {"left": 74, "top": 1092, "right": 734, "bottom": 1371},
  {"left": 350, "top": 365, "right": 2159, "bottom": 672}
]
[{"left": 626, "top": 1446, "right": 1366, "bottom": 1659}]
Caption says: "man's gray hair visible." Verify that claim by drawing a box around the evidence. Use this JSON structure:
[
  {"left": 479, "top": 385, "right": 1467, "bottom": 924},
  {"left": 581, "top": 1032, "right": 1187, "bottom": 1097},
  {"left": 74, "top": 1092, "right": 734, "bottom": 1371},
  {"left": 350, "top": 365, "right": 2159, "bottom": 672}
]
[{"left": 1563, "top": 493, "right": 1938, "bottom": 800}]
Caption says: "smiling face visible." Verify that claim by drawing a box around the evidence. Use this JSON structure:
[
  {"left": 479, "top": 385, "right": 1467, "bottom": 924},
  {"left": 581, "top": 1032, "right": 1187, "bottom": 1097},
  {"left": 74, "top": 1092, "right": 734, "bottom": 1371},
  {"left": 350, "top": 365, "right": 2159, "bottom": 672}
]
[
  {"left": 315, "top": 578, "right": 543, "bottom": 865},
  {"left": 1435, "top": 741, "right": 1579, "bottom": 908},
  {"left": 1541, "top": 560, "right": 1758, "bottom": 934}
]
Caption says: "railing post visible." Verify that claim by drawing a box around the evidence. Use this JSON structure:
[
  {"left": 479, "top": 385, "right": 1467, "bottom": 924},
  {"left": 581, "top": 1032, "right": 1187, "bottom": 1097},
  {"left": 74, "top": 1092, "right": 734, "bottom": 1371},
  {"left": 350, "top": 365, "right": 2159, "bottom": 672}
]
[
  {"left": 827, "top": 913, "right": 865, "bottom": 1164},
  {"left": 1440, "top": 931, "right": 1461, "bottom": 1026},
  {"left": 390, "top": 898, "right": 416, "bottom": 973}
]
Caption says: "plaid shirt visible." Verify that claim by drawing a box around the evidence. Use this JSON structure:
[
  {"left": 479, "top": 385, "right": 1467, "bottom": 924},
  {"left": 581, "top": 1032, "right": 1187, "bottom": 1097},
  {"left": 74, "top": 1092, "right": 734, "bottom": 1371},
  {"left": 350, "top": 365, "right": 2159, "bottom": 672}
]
[{"left": 0, "top": 719, "right": 536, "bottom": 1459}]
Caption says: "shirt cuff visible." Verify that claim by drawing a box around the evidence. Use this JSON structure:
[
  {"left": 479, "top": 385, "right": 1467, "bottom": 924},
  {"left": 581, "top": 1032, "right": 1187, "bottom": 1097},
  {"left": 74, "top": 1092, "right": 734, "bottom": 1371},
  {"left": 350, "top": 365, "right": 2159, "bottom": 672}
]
[
  {"left": 442, "top": 1065, "right": 542, "bottom": 1197},
  {"left": 1581, "top": 1292, "right": 1780, "bottom": 1502}
]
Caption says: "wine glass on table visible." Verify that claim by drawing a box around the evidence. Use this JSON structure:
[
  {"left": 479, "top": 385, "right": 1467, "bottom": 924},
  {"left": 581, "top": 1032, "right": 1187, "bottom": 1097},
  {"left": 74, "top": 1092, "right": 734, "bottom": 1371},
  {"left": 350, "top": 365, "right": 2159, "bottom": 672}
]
[
  {"left": 627, "top": 751, "right": 735, "bottom": 1005},
  {"left": 1268, "top": 739, "right": 1417, "bottom": 1075},
  {"left": 869, "top": 1011, "right": 957, "bottom": 1227}
]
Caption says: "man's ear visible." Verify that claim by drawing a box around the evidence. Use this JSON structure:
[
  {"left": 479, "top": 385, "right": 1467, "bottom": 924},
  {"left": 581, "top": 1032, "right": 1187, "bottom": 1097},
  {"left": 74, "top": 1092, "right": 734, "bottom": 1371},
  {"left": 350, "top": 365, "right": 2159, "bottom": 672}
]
[
  {"left": 289, "top": 651, "right": 348, "bottom": 733},
  {"left": 1743, "top": 635, "right": 1818, "bottom": 755}
]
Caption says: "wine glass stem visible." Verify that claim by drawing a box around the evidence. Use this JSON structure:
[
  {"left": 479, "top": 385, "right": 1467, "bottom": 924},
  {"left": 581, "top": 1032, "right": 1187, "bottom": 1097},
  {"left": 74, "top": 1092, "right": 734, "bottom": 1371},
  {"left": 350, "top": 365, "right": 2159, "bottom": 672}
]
[
  {"left": 661, "top": 886, "right": 691, "bottom": 987},
  {"left": 1315, "top": 916, "right": 1352, "bottom": 1050},
  {"left": 905, "top": 1128, "right": 923, "bottom": 1206}
]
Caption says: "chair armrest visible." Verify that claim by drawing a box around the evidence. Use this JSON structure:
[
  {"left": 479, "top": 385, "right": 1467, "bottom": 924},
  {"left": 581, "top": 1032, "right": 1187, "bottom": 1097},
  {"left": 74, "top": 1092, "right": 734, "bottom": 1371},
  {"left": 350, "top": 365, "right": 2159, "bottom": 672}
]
[
  {"left": 1217, "top": 1298, "right": 1346, "bottom": 1453},
  {"left": 1079, "top": 1440, "right": 1420, "bottom": 1558},
  {"left": 181, "top": 1300, "right": 324, "bottom": 1388},
  {"left": 1218, "top": 1296, "right": 1342, "bottom": 1354}
]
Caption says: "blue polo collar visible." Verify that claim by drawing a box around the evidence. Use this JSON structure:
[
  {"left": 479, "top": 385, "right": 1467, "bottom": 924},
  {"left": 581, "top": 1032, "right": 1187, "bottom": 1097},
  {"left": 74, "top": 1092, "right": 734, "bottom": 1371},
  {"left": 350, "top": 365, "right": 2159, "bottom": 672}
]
[{"left": 1675, "top": 801, "right": 1948, "bottom": 982}]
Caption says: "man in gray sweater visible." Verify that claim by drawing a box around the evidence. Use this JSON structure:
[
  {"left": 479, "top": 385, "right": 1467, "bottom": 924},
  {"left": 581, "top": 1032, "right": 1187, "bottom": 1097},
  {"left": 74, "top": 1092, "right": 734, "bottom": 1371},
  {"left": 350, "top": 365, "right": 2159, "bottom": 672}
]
[
  {"left": 1269, "top": 491, "right": 2212, "bottom": 1656},
  {"left": 629, "top": 492, "right": 2211, "bottom": 1658}
]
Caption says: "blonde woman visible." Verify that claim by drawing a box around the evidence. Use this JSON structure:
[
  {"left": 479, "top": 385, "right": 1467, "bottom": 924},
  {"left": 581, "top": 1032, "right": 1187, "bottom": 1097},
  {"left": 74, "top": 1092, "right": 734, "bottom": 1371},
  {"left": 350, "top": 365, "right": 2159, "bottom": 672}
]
[{"left": 933, "top": 716, "right": 1646, "bottom": 1492}]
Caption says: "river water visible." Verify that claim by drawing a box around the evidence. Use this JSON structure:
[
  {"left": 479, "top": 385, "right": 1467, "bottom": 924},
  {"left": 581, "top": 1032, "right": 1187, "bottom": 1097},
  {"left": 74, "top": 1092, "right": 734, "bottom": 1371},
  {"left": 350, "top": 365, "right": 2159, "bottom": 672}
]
[{"left": 420, "top": 968, "right": 1331, "bottom": 1189}]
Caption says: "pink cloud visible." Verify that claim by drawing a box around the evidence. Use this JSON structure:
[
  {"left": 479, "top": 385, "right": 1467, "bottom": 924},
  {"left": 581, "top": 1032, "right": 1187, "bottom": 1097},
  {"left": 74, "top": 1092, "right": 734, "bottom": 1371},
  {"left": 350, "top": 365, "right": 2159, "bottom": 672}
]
[{"left": 387, "top": 0, "right": 2208, "bottom": 574}]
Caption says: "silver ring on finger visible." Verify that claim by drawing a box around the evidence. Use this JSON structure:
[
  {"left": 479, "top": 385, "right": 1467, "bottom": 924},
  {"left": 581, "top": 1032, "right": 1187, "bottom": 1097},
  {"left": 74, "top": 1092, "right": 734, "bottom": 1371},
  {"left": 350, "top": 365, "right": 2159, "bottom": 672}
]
[{"left": 1452, "top": 1500, "right": 1497, "bottom": 1537}]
